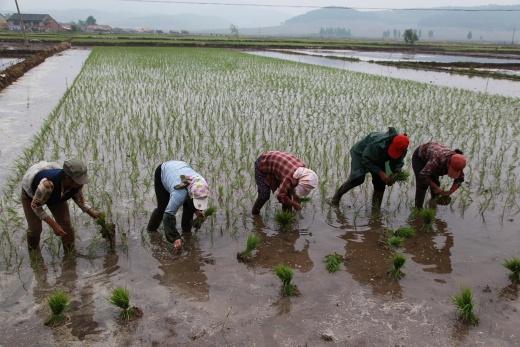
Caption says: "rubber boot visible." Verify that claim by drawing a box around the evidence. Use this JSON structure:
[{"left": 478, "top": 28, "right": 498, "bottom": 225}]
[
  {"left": 331, "top": 180, "right": 355, "bottom": 205},
  {"left": 147, "top": 208, "right": 163, "bottom": 232},
  {"left": 163, "top": 213, "right": 180, "bottom": 243}
]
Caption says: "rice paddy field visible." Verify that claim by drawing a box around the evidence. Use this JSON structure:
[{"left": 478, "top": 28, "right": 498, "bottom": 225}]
[{"left": 0, "top": 47, "right": 519, "bottom": 346}]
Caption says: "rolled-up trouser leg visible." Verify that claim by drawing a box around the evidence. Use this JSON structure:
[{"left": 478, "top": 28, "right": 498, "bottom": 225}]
[
  {"left": 21, "top": 190, "right": 43, "bottom": 251},
  {"left": 412, "top": 148, "right": 429, "bottom": 209},
  {"left": 252, "top": 158, "right": 271, "bottom": 215},
  {"left": 48, "top": 201, "right": 75, "bottom": 254},
  {"left": 331, "top": 176, "right": 365, "bottom": 205},
  {"left": 163, "top": 213, "right": 180, "bottom": 243},
  {"left": 148, "top": 164, "right": 170, "bottom": 232}
]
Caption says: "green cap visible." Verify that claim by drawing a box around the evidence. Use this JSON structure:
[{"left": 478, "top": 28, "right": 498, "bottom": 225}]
[{"left": 63, "top": 159, "right": 89, "bottom": 185}]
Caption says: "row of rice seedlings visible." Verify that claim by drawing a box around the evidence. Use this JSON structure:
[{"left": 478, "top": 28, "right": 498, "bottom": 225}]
[{"left": 0, "top": 46, "right": 519, "bottom": 268}]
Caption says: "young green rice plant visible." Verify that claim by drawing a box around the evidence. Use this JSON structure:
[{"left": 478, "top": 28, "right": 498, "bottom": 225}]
[
  {"left": 45, "top": 290, "right": 69, "bottom": 327},
  {"left": 274, "top": 210, "right": 296, "bottom": 231},
  {"left": 388, "top": 253, "right": 406, "bottom": 279},
  {"left": 452, "top": 288, "right": 478, "bottom": 325},
  {"left": 273, "top": 264, "right": 298, "bottom": 296},
  {"left": 387, "top": 235, "right": 404, "bottom": 248},
  {"left": 392, "top": 170, "right": 410, "bottom": 184},
  {"left": 193, "top": 207, "right": 217, "bottom": 229},
  {"left": 96, "top": 213, "right": 116, "bottom": 249},
  {"left": 109, "top": 287, "right": 142, "bottom": 321},
  {"left": 412, "top": 208, "right": 436, "bottom": 225},
  {"left": 299, "top": 197, "right": 311, "bottom": 204},
  {"left": 434, "top": 195, "right": 452, "bottom": 206},
  {"left": 503, "top": 257, "right": 520, "bottom": 283},
  {"left": 393, "top": 226, "right": 415, "bottom": 239},
  {"left": 324, "top": 253, "right": 343, "bottom": 273},
  {"left": 237, "top": 233, "right": 260, "bottom": 262}
]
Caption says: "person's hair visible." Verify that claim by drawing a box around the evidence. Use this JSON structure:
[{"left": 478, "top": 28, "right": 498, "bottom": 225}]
[{"left": 454, "top": 149, "right": 464, "bottom": 155}]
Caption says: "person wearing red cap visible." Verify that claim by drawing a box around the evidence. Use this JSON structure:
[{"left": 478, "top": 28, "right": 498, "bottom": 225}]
[
  {"left": 331, "top": 127, "right": 409, "bottom": 209},
  {"left": 412, "top": 142, "right": 466, "bottom": 209}
]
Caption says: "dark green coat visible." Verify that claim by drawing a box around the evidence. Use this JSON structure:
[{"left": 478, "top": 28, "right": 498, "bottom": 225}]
[{"left": 348, "top": 127, "right": 406, "bottom": 180}]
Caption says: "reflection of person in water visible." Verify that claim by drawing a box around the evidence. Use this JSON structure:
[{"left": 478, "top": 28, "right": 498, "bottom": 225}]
[
  {"left": 405, "top": 217, "right": 453, "bottom": 274},
  {"left": 29, "top": 251, "right": 117, "bottom": 340},
  {"left": 149, "top": 232, "right": 210, "bottom": 302},
  {"left": 332, "top": 208, "right": 402, "bottom": 297},
  {"left": 247, "top": 216, "right": 313, "bottom": 273}
]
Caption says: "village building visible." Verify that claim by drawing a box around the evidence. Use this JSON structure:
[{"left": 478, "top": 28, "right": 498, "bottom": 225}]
[{"left": 7, "top": 13, "right": 63, "bottom": 32}]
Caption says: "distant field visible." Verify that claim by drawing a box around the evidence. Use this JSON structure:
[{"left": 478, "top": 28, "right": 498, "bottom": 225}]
[{"left": 1, "top": 31, "right": 519, "bottom": 56}]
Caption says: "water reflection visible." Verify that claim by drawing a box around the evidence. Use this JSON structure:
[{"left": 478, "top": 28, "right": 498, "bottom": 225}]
[
  {"left": 247, "top": 216, "right": 313, "bottom": 273},
  {"left": 333, "top": 208, "right": 402, "bottom": 298},
  {"left": 29, "top": 251, "right": 115, "bottom": 340},
  {"left": 149, "top": 233, "right": 210, "bottom": 302},
  {"left": 405, "top": 218, "right": 453, "bottom": 275}
]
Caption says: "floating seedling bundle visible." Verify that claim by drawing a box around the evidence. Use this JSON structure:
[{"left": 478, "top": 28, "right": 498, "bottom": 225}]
[
  {"left": 109, "top": 287, "right": 143, "bottom": 322},
  {"left": 324, "top": 253, "right": 343, "bottom": 273},
  {"left": 452, "top": 288, "right": 478, "bottom": 325},
  {"left": 274, "top": 210, "right": 296, "bottom": 231},
  {"left": 45, "top": 290, "right": 69, "bottom": 327},
  {"left": 273, "top": 264, "right": 298, "bottom": 296},
  {"left": 388, "top": 253, "right": 406, "bottom": 279},
  {"left": 503, "top": 257, "right": 520, "bottom": 283},
  {"left": 237, "top": 233, "right": 260, "bottom": 262}
]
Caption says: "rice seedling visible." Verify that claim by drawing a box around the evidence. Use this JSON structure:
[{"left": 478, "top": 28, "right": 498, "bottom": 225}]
[
  {"left": 393, "top": 226, "right": 415, "bottom": 239},
  {"left": 387, "top": 235, "right": 404, "bottom": 248},
  {"left": 237, "top": 233, "right": 260, "bottom": 262},
  {"left": 299, "top": 197, "right": 311, "bottom": 204},
  {"left": 109, "top": 287, "right": 142, "bottom": 321},
  {"left": 503, "top": 257, "right": 520, "bottom": 283},
  {"left": 434, "top": 195, "right": 452, "bottom": 206},
  {"left": 412, "top": 208, "right": 436, "bottom": 225},
  {"left": 274, "top": 210, "right": 296, "bottom": 230},
  {"left": 324, "top": 253, "right": 343, "bottom": 273},
  {"left": 193, "top": 207, "right": 217, "bottom": 229},
  {"left": 45, "top": 290, "right": 69, "bottom": 327},
  {"left": 273, "top": 264, "right": 298, "bottom": 296},
  {"left": 452, "top": 288, "right": 478, "bottom": 325},
  {"left": 392, "top": 171, "right": 410, "bottom": 183},
  {"left": 96, "top": 213, "right": 116, "bottom": 249},
  {"left": 388, "top": 253, "right": 406, "bottom": 279}
]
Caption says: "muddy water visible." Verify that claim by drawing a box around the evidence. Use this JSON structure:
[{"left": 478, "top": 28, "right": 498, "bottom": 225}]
[
  {"left": 0, "top": 49, "right": 90, "bottom": 185},
  {"left": 0, "top": 200, "right": 518, "bottom": 346},
  {"left": 287, "top": 48, "right": 520, "bottom": 64},
  {"left": 248, "top": 51, "right": 520, "bottom": 98},
  {"left": 0, "top": 58, "right": 23, "bottom": 71}
]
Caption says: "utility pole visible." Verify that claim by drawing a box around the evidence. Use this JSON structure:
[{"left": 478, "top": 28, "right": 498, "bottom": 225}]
[
  {"left": 512, "top": 28, "right": 516, "bottom": 45},
  {"left": 14, "top": 0, "right": 28, "bottom": 47}
]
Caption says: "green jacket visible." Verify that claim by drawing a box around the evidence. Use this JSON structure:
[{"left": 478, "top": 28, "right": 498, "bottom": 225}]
[{"left": 348, "top": 127, "right": 406, "bottom": 180}]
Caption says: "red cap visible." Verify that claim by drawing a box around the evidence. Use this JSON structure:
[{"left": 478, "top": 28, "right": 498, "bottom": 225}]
[
  {"left": 448, "top": 154, "right": 466, "bottom": 179},
  {"left": 387, "top": 134, "right": 409, "bottom": 159}
]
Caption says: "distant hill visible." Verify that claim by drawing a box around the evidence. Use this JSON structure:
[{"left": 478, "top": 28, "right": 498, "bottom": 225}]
[{"left": 237, "top": 5, "right": 520, "bottom": 42}]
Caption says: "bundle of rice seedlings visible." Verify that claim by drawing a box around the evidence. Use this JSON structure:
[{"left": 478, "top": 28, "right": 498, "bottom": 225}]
[
  {"left": 503, "top": 257, "right": 520, "bottom": 283},
  {"left": 273, "top": 264, "right": 298, "bottom": 296},
  {"left": 388, "top": 253, "right": 406, "bottom": 279},
  {"left": 387, "top": 235, "right": 404, "bottom": 248},
  {"left": 45, "top": 290, "right": 69, "bottom": 327},
  {"left": 96, "top": 213, "right": 116, "bottom": 249},
  {"left": 324, "top": 253, "right": 343, "bottom": 273},
  {"left": 274, "top": 210, "right": 296, "bottom": 230},
  {"left": 452, "top": 288, "right": 478, "bottom": 325},
  {"left": 393, "top": 226, "right": 415, "bottom": 239},
  {"left": 392, "top": 171, "right": 410, "bottom": 183},
  {"left": 109, "top": 287, "right": 142, "bottom": 321},
  {"left": 237, "top": 234, "right": 260, "bottom": 262}
]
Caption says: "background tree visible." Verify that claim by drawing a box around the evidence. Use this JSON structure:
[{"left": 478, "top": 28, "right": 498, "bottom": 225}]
[
  {"left": 230, "top": 24, "right": 239, "bottom": 36},
  {"left": 85, "top": 15, "right": 97, "bottom": 25},
  {"left": 428, "top": 30, "right": 434, "bottom": 39},
  {"left": 467, "top": 31, "right": 473, "bottom": 40},
  {"left": 403, "top": 29, "right": 419, "bottom": 44}
]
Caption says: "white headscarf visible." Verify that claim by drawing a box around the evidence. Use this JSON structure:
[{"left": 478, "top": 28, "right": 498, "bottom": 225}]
[{"left": 293, "top": 167, "right": 318, "bottom": 198}]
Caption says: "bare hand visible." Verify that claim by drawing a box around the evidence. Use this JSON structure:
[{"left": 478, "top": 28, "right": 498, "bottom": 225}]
[
  {"left": 90, "top": 210, "right": 102, "bottom": 219},
  {"left": 293, "top": 202, "right": 302, "bottom": 211},
  {"left": 173, "top": 239, "right": 183, "bottom": 251},
  {"left": 53, "top": 225, "right": 67, "bottom": 237},
  {"left": 379, "top": 172, "right": 393, "bottom": 186}
]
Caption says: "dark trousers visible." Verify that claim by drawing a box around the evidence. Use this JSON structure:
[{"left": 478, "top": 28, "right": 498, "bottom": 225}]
[
  {"left": 21, "top": 190, "right": 75, "bottom": 253},
  {"left": 412, "top": 148, "right": 440, "bottom": 209},
  {"left": 332, "top": 167, "right": 386, "bottom": 204},
  {"left": 252, "top": 158, "right": 292, "bottom": 214},
  {"left": 147, "top": 165, "right": 196, "bottom": 234}
]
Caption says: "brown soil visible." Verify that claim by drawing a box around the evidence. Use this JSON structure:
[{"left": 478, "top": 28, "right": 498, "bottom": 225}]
[{"left": 0, "top": 42, "right": 70, "bottom": 91}]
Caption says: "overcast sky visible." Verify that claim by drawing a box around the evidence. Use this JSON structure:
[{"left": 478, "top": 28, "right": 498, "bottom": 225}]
[{"left": 3, "top": 0, "right": 520, "bottom": 15}]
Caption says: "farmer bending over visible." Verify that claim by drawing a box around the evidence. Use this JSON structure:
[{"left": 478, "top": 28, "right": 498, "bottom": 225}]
[
  {"left": 252, "top": 151, "right": 318, "bottom": 215},
  {"left": 147, "top": 160, "right": 209, "bottom": 251},
  {"left": 21, "top": 160, "right": 102, "bottom": 253},
  {"left": 331, "top": 127, "right": 409, "bottom": 209},
  {"left": 412, "top": 142, "right": 466, "bottom": 209}
]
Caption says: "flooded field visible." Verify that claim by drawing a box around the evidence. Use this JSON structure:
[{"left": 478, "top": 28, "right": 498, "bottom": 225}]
[
  {"left": 0, "top": 57, "right": 23, "bottom": 71},
  {"left": 283, "top": 48, "right": 520, "bottom": 64},
  {"left": 0, "top": 49, "right": 90, "bottom": 185},
  {"left": 0, "top": 47, "right": 519, "bottom": 346},
  {"left": 249, "top": 50, "right": 520, "bottom": 98}
]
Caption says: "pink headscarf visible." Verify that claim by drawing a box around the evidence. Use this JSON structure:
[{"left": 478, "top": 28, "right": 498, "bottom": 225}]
[{"left": 293, "top": 167, "right": 318, "bottom": 198}]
